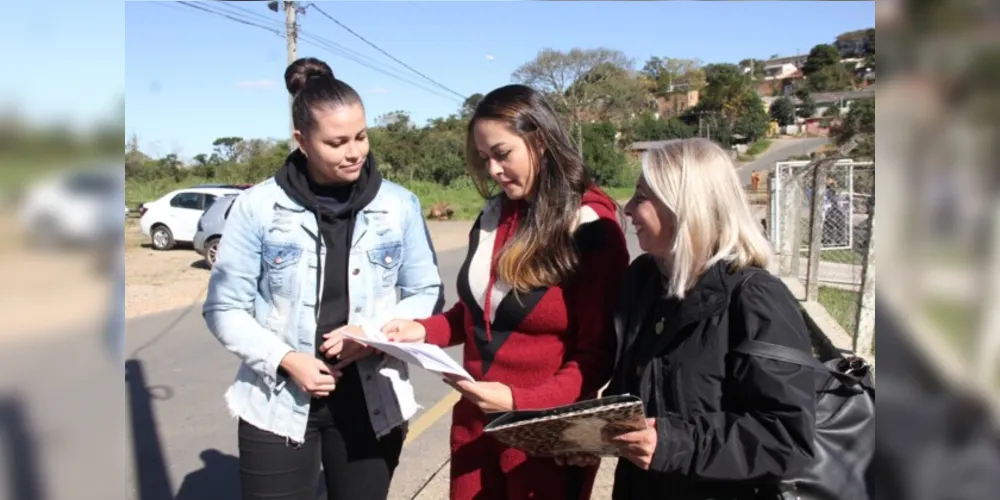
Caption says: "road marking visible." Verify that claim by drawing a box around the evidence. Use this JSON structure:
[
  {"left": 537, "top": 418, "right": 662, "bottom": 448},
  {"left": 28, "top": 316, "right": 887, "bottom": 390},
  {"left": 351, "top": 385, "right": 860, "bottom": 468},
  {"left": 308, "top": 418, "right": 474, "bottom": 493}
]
[{"left": 405, "top": 390, "right": 460, "bottom": 446}]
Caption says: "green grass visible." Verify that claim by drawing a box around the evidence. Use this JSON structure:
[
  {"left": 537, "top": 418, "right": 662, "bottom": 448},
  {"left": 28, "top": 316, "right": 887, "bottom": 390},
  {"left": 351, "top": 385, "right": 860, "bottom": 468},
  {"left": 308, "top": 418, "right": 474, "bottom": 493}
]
[
  {"left": 405, "top": 181, "right": 485, "bottom": 220},
  {"left": 818, "top": 286, "right": 859, "bottom": 335},
  {"left": 821, "top": 248, "right": 865, "bottom": 264},
  {"left": 737, "top": 139, "right": 774, "bottom": 162},
  {"left": 923, "top": 299, "right": 979, "bottom": 357},
  {"left": 0, "top": 154, "right": 118, "bottom": 193},
  {"left": 603, "top": 186, "right": 634, "bottom": 203}
]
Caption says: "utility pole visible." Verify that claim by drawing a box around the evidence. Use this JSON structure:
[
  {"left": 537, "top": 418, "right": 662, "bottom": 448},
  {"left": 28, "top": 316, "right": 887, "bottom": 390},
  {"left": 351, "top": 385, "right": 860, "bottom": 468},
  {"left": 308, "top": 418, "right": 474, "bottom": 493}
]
[{"left": 285, "top": 1, "right": 297, "bottom": 150}]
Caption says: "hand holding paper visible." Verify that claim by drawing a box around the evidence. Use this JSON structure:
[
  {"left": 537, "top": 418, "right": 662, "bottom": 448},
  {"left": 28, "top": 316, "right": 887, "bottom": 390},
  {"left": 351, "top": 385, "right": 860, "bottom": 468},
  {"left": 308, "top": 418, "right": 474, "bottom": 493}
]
[{"left": 343, "top": 321, "right": 474, "bottom": 381}]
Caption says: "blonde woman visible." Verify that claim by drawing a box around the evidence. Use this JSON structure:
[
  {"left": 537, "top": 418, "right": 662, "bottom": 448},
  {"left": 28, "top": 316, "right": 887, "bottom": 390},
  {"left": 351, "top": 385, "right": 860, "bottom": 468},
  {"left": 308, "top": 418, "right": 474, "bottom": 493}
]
[{"left": 563, "top": 138, "right": 817, "bottom": 499}]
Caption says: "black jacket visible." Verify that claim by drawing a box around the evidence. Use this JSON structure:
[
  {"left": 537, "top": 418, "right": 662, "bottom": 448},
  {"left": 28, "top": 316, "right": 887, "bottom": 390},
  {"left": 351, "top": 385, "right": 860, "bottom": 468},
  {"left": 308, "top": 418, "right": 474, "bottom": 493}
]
[{"left": 607, "top": 256, "right": 817, "bottom": 500}]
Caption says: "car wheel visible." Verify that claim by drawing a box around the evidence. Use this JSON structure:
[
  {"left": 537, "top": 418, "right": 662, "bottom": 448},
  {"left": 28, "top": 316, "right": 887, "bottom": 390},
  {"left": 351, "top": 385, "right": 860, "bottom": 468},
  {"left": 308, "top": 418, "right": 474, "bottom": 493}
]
[
  {"left": 204, "top": 237, "right": 221, "bottom": 268},
  {"left": 151, "top": 224, "right": 175, "bottom": 251}
]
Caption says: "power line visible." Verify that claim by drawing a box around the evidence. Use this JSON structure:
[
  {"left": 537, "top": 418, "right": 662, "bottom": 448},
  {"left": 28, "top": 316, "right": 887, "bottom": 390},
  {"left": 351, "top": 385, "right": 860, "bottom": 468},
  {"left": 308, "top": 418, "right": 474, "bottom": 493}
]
[
  {"left": 306, "top": 3, "right": 467, "bottom": 101},
  {"left": 175, "top": 1, "right": 280, "bottom": 36},
  {"left": 211, "top": 1, "right": 461, "bottom": 103},
  {"left": 168, "top": 1, "right": 462, "bottom": 103}
]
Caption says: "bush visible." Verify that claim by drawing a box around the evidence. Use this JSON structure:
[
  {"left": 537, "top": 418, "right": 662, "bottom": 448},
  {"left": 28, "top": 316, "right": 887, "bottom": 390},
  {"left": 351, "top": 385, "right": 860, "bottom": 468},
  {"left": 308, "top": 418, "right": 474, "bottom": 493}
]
[{"left": 582, "top": 122, "right": 631, "bottom": 187}]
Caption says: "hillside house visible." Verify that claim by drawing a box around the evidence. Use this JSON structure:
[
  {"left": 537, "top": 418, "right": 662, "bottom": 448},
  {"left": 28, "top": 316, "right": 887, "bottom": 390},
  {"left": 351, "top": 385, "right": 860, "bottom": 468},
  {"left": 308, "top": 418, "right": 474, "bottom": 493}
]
[
  {"left": 763, "top": 54, "right": 808, "bottom": 81},
  {"left": 655, "top": 90, "right": 700, "bottom": 117}
]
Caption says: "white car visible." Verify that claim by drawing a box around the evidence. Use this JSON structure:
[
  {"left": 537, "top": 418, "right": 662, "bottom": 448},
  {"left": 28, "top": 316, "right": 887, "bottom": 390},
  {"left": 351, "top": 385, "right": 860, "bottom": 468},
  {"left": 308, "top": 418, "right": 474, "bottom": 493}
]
[
  {"left": 17, "top": 166, "right": 123, "bottom": 248},
  {"left": 139, "top": 186, "right": 244, "bottom": 250}
]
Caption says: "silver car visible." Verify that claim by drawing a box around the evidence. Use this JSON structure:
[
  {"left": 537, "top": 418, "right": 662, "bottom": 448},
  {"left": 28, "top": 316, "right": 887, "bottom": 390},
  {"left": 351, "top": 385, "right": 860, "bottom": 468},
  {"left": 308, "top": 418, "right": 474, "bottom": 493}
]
[{"left": 193, "top": 194, "right": 237, "bottom": 268}]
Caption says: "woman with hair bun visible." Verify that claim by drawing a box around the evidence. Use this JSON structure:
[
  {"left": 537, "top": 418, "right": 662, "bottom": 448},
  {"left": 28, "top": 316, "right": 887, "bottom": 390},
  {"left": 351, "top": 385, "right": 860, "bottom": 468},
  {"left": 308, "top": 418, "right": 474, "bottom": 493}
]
[{"left": 204, "top": 57, "right": 444, "bottom": 499}]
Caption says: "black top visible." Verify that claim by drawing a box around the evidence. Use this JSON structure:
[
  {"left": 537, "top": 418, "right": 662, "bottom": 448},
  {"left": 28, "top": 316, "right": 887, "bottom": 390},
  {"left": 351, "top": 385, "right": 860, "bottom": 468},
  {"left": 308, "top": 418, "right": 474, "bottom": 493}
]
[
  {"left": 274, "top": 149, "right": 382, "bottom": 356},
  {"left": 607, "top": 256, "right": 817, "bottom": 500}
]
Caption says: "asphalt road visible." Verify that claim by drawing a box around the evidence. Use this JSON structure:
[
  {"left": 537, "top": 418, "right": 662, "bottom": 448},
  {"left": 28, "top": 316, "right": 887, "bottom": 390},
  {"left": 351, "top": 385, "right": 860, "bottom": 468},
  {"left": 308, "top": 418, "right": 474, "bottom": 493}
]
[
  {"left": 735, "top": 137, "right": 829, "bottom": 186},
  {"left": 118, "top": 245, "right": 471, "bottom": 500},
  {"left": 114, "top": 230, "right": 646, "bottom": 500}
]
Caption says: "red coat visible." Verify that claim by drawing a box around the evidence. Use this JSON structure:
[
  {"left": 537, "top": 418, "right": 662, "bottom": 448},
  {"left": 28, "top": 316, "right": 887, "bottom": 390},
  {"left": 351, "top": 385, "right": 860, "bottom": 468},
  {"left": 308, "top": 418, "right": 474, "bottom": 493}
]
[
  {"left": 417, "top": 186, "right": 630, "bottom": 408},
  {"left": 416, "top": 187, "right": 630, "bottom": 499}
]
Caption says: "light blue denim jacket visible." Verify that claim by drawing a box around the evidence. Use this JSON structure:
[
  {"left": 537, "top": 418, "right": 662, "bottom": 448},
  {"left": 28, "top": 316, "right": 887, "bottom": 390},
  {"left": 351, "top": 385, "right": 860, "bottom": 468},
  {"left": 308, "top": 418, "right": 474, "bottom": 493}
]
[{"left": 203, "top": 177, "right": 444, "bottom": 443}]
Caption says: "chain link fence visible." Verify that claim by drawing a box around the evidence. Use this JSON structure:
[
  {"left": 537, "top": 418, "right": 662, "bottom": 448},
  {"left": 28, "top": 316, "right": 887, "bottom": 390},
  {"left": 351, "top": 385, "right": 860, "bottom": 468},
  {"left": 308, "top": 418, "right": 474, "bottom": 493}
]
[{"left": 768, "top": 159, "right": 875, "bottom": 358}]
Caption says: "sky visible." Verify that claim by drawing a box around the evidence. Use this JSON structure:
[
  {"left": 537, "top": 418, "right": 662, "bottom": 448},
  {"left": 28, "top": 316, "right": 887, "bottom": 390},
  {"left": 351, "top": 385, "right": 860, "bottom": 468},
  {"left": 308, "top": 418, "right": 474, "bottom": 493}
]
[
  {"left": 0, "top": 0, "right": 123, "bottom": 132},
  {"left": 111, "top": 1, "right": 869, "bottom": 158}
]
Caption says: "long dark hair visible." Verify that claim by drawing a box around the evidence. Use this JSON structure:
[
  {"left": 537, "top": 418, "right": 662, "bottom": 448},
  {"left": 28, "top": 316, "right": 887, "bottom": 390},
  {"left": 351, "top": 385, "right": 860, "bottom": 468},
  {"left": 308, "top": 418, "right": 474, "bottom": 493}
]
[
  {"left": 465, "top": 84, "right": 594, "bottom": 292},
  {"left": 284, "top": 57, "right": 362, "bottom": 133}
]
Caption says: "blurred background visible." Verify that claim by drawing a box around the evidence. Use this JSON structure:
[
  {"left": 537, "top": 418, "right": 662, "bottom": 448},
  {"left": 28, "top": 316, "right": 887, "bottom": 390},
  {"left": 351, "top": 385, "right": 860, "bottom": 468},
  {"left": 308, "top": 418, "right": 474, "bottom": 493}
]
[
  {"left": 0, "top": 0, "right": 999, "bottom": 499},
  {"left": 0, "top": 0, "right": 125, "bottom": 499}
]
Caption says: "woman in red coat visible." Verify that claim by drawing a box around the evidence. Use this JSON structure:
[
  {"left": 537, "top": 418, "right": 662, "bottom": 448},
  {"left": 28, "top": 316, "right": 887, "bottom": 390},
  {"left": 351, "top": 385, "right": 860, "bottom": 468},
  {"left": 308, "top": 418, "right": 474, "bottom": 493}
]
[{"left": 381, "top": 84, "right": 630, "bottom": 500}]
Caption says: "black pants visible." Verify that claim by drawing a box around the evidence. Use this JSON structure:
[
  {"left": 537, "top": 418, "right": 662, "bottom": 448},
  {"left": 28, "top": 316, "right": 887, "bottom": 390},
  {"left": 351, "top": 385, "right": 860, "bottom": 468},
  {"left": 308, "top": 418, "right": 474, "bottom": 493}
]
[{"left": 237, "top": 364, "right": 406, "bottom": 500}]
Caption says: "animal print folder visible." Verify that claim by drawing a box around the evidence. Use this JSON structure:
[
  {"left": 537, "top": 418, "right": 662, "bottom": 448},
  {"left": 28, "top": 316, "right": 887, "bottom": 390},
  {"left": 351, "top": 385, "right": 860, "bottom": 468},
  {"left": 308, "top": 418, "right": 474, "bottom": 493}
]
[{"left": 482, "top": 395, "right": 647, "bottom": 457}]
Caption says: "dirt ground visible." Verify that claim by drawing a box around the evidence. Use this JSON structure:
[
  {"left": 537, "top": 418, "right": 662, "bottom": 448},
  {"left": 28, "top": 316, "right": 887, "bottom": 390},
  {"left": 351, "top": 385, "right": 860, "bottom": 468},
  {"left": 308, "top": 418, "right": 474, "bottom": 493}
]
[
  {"left": 123, "top": 218, "right": 473, "bottom": 320},
  {"left": 0, "top": 214, "right": 113, "bottom": 342}
]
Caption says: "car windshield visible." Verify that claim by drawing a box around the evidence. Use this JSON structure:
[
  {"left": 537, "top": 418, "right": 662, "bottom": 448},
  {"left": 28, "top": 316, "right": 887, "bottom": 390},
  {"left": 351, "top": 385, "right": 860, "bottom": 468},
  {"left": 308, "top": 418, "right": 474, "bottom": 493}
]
[{"left": 66, "top": 171, "right": 117, "bottom": 196}]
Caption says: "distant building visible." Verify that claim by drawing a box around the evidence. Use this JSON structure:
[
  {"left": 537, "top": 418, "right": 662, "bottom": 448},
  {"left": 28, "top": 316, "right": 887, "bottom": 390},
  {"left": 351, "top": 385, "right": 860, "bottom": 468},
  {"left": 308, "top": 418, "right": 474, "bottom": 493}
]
[
  {"left": 763, "top": 54, "right": 808, "bottom": 81},
  {"left": 655, "top": 90, "right": 700, "bottom": 117}
]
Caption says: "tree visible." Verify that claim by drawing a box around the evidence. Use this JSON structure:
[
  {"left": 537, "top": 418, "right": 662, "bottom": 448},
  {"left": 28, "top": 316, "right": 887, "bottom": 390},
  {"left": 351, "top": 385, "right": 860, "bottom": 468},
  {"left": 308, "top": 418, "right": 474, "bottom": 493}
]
[
  {"left": 796, "top": 90, "right": 817, "bottom": 119},
  {"left": 567, "top": 61, "right": 651, "bottom": 125},
  {"left": 212, "top": 137, "right": 245, "bottom": 163},
  {"left": 513, "top": 47, "right": 642, "bottom": 149},
  {"left": 461, "top": 93, "right": 484, "bottom": 118},
  {"left": 581, "top": 122, "right": 630, "bottom": 187},
  {"left": 685, "top": 63, "right": 767, "bottom": 145},
  {"left": 158, "top": 153, "right": 184, "bottom": 182},
  {"left": 640, "top": 57, "right": 705, "bottom": 93},
  {"left": 626, "top": 113, "right": 695, "bottom": 143},
  {"left": 732, "top": 93, "right": 770, "bottom": 143},
  {"left": 738, "top": 58, "right": 767, "bottom": 80},
  {"left": 191, "top": 153, "right": 216, "bottom": 179},
  {"left": 831, "top": 98, "right": 874, "bottom": 159},
  {"left": 769, "top": 97, "right": 796, "bottom": 126},
  {"left": 803, "top": 44, "right": 854, "bottom": 92},
  {"left": 699, "top": 63, "right": 752, "bottom": 112}
]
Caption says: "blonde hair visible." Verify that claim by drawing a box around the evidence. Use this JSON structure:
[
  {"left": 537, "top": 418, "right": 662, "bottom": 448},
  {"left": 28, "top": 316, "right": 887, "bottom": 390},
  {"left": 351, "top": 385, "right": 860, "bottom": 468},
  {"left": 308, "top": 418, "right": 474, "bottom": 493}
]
[{"left": 642, "top": 138, "right": 771, "bottom": 298}]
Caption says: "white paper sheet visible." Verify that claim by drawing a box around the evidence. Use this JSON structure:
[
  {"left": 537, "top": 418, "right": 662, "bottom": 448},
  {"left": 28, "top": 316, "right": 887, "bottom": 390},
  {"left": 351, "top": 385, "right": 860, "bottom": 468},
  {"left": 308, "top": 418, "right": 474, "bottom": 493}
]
[{"left": 345, "top": 323, "right": 474, "bottom": 381}]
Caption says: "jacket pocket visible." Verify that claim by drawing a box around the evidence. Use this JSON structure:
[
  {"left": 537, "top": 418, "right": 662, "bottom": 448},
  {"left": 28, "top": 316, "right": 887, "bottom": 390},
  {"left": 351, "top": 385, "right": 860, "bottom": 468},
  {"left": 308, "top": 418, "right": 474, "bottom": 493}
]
[
  {"left": 659, "top": 364, "right": 687, "bottom": 416},
  {"left": 262, "top": 242, "right": 303, "bottom": 296},
  {"left": 367, "top": 242, "right": 403, "bottom": 287}
]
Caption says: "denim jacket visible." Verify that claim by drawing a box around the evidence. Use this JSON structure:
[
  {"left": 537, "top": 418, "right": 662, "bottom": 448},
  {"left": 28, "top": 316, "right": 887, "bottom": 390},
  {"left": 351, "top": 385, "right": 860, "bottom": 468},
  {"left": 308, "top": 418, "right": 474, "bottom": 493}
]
[{"left": 203, "top": 177, "right": 444, "bottom": 443}]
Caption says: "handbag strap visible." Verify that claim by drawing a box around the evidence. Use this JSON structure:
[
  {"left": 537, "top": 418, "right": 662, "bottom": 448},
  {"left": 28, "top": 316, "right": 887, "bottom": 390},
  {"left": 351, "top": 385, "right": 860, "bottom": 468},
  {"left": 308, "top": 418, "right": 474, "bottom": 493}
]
[
  {"left": 734, "top": 339, "right": 829, "bottom": 373},
  {"left": 730, "top": 269, "right": 864, "bottom": 386}
]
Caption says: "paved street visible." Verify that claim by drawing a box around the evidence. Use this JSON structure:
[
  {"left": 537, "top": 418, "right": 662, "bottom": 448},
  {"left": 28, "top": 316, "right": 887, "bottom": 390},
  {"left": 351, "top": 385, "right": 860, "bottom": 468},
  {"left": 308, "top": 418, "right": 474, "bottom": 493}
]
[
  {"left": 735, "top": 137, "right": 829, "bottom": 186},
  {"left": 121, "top": 245, "right": 470, "bottom": 500},
  {"left": 115, "top": 227, "right": 645, "bottom": 500}
]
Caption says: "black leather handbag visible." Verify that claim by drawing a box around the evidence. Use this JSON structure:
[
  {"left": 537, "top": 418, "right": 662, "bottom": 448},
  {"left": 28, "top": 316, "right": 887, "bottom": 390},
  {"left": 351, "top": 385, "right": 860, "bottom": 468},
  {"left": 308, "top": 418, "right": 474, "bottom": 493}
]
[{"left": 734, "top": 340, "right": 876, "bottom": 500}]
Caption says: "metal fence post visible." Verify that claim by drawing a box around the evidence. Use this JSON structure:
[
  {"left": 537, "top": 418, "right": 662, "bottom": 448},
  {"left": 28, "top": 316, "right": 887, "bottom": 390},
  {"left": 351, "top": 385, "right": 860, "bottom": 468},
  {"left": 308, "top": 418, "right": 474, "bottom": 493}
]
[
  {"left": 976, "top": 200, "right": 1000, "bottom": 385},
  {"left": 789, "top": 173, "right": 804, "bottom": 280},
  {"left": 806, "top": 162, "right": 827, "bottom": 302},
  {"left": 854, "top": 201, "right": 876, "bottom": 359},
  {"left": 778, "top": 168, "right": 795, "bottom": 276}
]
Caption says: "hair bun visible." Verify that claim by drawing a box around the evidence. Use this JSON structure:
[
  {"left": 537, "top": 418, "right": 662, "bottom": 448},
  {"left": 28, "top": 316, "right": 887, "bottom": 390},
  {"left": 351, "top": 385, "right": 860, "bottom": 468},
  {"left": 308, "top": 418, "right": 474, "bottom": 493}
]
[{"left": 284, "top": 57, "right": 335, "bottom": 96}]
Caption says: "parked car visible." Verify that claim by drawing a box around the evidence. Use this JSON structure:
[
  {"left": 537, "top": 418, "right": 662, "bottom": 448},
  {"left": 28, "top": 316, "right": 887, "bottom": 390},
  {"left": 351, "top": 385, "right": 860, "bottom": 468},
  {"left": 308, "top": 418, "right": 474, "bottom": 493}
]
[
  {"left": 192, "top": 183, "right": 253, "bottom": 190},
  {"left": 17, "top": 166, "right": 123, "bottom": 248},
  {"left": 193, "top": 193, "right": 238, "bottom": 268},
  {"left": 138, "top": 186, "right": 243, "bottom": 250}
]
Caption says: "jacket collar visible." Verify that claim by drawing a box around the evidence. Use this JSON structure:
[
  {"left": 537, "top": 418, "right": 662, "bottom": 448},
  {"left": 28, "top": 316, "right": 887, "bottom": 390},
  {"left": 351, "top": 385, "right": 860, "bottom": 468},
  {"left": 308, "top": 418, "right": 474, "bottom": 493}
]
[
  {"left": 619, "top": 258, "right": 737, "bottom": 358},
  {"left": 272, "top": 187, "right": 384, "bottom": 250}
]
